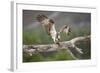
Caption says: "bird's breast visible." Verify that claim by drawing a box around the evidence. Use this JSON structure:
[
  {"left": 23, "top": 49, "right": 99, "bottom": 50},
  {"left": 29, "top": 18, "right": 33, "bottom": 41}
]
[{"left": 50, "top": 24, "right": 57, "bottom": 34}]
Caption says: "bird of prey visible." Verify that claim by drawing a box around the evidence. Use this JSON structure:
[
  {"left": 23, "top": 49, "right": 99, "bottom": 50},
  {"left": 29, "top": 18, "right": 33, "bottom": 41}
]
[{"left": 36, "top": 14, "right": 71, "bottom": 46}]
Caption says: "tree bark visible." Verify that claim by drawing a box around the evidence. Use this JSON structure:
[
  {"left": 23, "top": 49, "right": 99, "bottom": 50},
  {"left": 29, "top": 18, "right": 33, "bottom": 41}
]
[{"left": 23, "top": 35, "right": 90, "bottom": 59}]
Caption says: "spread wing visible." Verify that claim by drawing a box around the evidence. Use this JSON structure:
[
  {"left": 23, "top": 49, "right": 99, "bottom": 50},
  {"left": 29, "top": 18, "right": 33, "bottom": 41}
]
[
  {"left": 59, "top": 25, "right": 71, "bottom": 35},
  {"left": 49, "top": 19, "right": 54, "bottom": 24}
]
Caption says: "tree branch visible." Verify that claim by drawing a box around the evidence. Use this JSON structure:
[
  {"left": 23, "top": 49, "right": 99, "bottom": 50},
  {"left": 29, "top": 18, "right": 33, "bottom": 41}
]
[{"left": 23, "top": 35, "right": 90, "bottom": 59}]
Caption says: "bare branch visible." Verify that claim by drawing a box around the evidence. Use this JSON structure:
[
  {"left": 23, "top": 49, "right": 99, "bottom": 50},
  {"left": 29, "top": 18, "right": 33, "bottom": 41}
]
[{"left": 23, "top": 35, "right": 90, "bottom": 59}]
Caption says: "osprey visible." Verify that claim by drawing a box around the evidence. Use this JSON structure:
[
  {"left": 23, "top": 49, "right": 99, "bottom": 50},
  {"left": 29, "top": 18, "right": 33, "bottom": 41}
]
[{"left": 37, "top": 14, "right": 71, "bottom": 46}]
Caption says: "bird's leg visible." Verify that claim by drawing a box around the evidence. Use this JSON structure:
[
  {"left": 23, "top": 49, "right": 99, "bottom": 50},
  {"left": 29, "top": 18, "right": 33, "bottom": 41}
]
[
  {"left": 55, "top": 42, "right": 61, "bottom": 47},
  {"left": 50, "top": 33, "right": 61, "bottom": 47}
]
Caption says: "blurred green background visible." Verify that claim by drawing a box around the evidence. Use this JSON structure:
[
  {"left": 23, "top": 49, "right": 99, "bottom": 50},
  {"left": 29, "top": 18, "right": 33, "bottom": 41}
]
[{"left": 23, "top": 10, "right": 91, "bottom": 62}]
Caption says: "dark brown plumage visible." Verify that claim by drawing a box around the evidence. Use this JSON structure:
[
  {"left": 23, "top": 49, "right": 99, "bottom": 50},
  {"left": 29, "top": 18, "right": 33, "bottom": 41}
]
[{"left": 36, "top": 14, "right": 48, "bottom": 22}]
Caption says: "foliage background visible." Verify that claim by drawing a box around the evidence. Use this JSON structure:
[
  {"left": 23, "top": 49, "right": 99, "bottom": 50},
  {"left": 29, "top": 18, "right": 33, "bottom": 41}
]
[{"left": 23, "top": 10, "right": 91, "bottom": 62}]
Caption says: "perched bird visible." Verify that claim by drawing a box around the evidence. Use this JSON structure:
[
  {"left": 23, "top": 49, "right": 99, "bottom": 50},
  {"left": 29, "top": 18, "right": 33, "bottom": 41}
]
[
  {"left": 36, "top": 14, "right": 71, "bottom": 46},
  {"left": 36, "top": 14, "right": 60, "bottom": 45}
]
